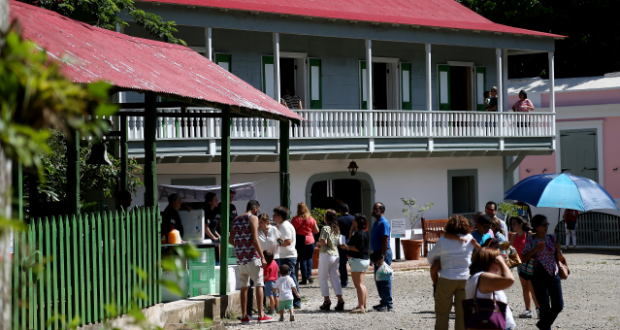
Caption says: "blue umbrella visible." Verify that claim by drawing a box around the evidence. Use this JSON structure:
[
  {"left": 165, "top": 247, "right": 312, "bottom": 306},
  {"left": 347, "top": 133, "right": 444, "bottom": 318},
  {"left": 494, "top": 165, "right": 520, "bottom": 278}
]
[{"left": 505, "top": 173, "right": 618, "bottom": 212}]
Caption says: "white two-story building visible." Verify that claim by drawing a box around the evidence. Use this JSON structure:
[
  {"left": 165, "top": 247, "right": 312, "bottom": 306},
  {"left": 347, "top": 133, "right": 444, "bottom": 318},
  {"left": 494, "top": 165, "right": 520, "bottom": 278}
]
[{"left": 119, "top": 0, "right": 561, "bottom": 241}]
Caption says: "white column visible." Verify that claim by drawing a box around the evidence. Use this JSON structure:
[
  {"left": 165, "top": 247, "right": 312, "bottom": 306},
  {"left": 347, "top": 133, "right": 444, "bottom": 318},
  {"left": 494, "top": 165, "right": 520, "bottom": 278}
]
[
  {"left": 426, "top": 43, "right": 433, "bottom": 140},
  {"left": 502, "top": 48, "right": 509, "bottom": 112},
  {"left": 496, "top": 48, "right": 504, "bottom": 147},
  {"left": 205, "top": 27, "right": 213, "bottom": 61},
  {"left": 548, "top": 52, "right": 555, "bottom": 113},
  {"left": 273, "top": 33, "right": 281, "bottom": 103},
  {"left": 365, "top": 39, "right": 373, "bottom": 111},
  {"left": 425, "top": 43, "right": 432, "bottom": 111}
]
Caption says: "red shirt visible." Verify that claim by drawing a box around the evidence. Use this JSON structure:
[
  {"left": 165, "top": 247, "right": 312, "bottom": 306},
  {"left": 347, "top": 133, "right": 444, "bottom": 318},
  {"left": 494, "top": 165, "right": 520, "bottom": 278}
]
[
  {"left": 264, "top": 260, "right": 279, "bottom": 282},
  {"left": 513, "top": 232, "right": 527, "bottom": 259},
  {"left": 291, "top": 216, "right": 317, "bottom": 245},
  {"left": 564, "top": 210, "right": 578, "bottom": 223}
]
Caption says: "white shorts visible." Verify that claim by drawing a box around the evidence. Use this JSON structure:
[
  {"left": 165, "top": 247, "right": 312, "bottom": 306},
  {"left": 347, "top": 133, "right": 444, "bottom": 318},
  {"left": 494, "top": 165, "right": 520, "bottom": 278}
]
[{"left": 237, "top": 259, "right": 264, "bottom": 287}]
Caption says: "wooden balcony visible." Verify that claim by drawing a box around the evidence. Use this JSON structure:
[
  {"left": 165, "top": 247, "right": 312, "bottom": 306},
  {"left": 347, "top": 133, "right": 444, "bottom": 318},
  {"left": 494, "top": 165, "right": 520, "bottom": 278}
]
[{"left": 124, "top": 109, "right": 555, "bottom": 163}]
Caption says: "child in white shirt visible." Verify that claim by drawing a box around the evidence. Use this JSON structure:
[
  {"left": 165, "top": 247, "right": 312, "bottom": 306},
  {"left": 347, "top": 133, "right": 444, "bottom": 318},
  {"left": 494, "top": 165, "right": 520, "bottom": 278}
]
[{"left": 274, "top": 264, "right": 300, "bottom": 322}]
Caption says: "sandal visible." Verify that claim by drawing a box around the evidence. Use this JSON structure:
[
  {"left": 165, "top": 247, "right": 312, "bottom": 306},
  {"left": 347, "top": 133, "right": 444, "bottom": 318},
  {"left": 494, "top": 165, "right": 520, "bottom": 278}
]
[
  {"left": 319, "top": 300, "right": 331, "bottom": 311},
  {"left": 349, "top": 307, "right": 365, "bottom": 314},
  {"left": 334, "top": 300, "right": 345, "bottom": 311}
]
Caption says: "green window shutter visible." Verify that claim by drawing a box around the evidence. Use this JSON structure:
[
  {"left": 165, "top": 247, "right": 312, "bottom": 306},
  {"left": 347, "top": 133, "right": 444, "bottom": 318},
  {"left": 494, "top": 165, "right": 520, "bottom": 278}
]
[
  {"left": 475, "top": 66, "right": 486, "bottom": 111},
  {"left": 309, "top": 58, "right": 322, "bottom": 109},
  {"left": 261, "top": 55, "right": 275, "bottom": 99},
  {"left": 438, "top": 64, "right": 451, "bottom": 110},
  {"left": 359, "top": 60, "right": 369, "bottom": 110},
  {"left": 215, "top": 53, "right": 232, "bottom": 72},
  {"left": 401, "top": 62, "right": 412, "bottom": 110}
]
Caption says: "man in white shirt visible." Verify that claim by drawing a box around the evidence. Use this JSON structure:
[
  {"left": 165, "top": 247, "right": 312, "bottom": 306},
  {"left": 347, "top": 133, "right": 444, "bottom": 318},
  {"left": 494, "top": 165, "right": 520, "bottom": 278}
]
[
  {"left": 486, "top": 201, "right": 508, "bottom": 235},
  {"left": 273, "top": 206, "right": 301, "bottom": 309}
]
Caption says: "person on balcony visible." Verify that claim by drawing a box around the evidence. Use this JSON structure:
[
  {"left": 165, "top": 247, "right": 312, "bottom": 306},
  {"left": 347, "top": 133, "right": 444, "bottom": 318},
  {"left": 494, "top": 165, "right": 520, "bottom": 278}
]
[
  {"left": 486, "top": 86, "right": 499, "bottom": 112},
  {"left": 512, "top": 90, "right": 535, "bottom": 112},
  {"left": 281, "top": 87, "right": 303, "bottom": 110}
]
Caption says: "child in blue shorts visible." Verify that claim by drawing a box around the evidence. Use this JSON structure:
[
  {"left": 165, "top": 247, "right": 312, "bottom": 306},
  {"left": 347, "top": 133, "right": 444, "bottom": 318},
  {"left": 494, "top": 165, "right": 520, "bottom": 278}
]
[
  {"left": 274, "top": 264, "right": 299, "bottom": 322},
  {"left": 263, "top": 250, "right": 279, "bottom": 314}
]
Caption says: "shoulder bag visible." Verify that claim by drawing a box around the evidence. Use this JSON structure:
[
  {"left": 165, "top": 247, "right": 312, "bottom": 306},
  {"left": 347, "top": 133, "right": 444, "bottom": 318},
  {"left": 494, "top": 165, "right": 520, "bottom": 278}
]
[
  {"left": 551, "top": 235, "right": 570, "bottom": 280},
  {"left": 462, "top": 275, "right": 508, "bottom": 330}
]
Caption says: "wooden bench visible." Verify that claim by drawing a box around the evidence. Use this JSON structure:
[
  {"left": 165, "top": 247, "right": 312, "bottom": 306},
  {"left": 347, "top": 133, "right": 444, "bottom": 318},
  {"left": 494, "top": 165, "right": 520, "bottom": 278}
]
[{"left": 422, "top": 218, "right": 448, "bottom": 257}]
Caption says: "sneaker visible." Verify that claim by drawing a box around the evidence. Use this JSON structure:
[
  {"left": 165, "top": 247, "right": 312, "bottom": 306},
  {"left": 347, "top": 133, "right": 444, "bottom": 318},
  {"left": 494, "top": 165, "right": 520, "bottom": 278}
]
[
  {"left": 279, "top": 316, "right": 284, "bottom": 322},
  {"left": 518, "top": 309, "right": 533, "bottom": 318},
  {"left": 258, "top": 315, "right": 274, "bottom": 323},
  {"left": 290, "top": 314, "right": 295, "bottom": 322},
  {"left": 308, "top": 277, "right": 314, "bottom": 284},
  {"left": 372, "top": 304, "right": 384, "bottom": 311},
  {"left": 536, "top": 307, "right": 540, "bottom": 319},
  {"left": 241, "top": 316, "right": 252, "bottom": 324}
]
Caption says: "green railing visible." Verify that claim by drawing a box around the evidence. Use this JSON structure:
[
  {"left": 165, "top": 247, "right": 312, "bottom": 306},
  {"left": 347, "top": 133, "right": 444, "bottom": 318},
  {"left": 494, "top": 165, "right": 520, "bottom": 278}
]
[{"left": 12, "top": 207, "right": 161, "bottom": 329}]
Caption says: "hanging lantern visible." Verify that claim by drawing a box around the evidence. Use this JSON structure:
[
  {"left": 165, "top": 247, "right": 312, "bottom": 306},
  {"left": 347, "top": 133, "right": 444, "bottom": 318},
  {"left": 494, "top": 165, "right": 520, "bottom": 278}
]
[
  {"left": 86, "top": 142, "right": 113, "bottom": 166},
  {"left": 347, "top": 160, "right": 359, "bottom": 176}
]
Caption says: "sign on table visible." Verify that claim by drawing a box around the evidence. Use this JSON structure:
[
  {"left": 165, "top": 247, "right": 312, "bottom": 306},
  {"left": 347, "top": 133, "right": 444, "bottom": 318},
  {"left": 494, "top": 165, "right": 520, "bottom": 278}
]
[{"left": 391, "top": 218, "right": 407, "bottom": 238}]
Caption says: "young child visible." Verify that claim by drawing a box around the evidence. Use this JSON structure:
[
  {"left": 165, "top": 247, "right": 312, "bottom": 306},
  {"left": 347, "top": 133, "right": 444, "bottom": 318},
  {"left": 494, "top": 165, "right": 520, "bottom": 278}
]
[
  {"left": 429, "top": 233, "right": 481, "bottom": 296},
  {"left": 263, "top": 250, "right": 279, "bottom": 314},
  {"left": 167, "top": 219, "right": 185, "bottom": 244},
  {"left": 274, "top": 264, "right": 299, "bottom": 322},
  {"left": 483, "top": 91, "right": 491, "bottom": 108}
]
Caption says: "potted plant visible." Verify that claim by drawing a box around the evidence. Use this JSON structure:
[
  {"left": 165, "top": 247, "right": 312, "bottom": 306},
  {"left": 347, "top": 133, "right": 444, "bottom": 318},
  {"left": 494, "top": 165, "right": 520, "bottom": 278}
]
[
  {"left": 400, "top": 198, "right": 434, "bottom": 260},
  {"left": 310, "top": 208, "right": 326, "bottom": 269}
]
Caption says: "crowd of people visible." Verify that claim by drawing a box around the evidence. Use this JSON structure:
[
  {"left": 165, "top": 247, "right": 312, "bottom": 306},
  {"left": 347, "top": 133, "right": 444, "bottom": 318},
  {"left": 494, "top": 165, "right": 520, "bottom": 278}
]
[
  {"left": 157, "top": 191, "right": 572, "bottom": 329},
  {"left": 427, "top": 202, "right": 568, "bottom": 330}
]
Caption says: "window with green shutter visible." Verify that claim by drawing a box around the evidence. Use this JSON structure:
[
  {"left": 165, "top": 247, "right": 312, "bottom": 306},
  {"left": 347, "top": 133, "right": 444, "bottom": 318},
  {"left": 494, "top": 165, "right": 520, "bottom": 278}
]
[
  {"left": 309, "top": 58, "right": 322, "bottom": 109},
  {"left": 401, "top": 62, "right": 412, "bottom": 110},
  {"left": 215, "top": 53, "right": 231, "bottom": 72},
  {"left": 475, "top": 66, "right": 486, "bottom": 111},
  {"left": 438, "top": 64, "right": 451, "bottom": 110}
]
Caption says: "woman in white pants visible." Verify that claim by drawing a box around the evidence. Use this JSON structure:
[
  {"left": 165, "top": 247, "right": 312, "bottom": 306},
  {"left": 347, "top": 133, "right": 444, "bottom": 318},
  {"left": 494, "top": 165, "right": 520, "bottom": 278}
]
[{"left": 317, "top": 209, "right": 345, "bottom": 311}]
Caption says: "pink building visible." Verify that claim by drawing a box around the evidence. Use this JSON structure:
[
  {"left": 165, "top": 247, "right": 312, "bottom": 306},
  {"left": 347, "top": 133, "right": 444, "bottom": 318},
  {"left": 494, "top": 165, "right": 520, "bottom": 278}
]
[{"left": 508, "top": 72, "right": 620, "bottom": 215}]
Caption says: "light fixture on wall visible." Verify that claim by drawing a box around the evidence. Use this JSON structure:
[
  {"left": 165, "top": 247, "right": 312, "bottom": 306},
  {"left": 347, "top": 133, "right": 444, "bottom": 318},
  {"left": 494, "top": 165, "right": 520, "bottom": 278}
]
[
  {"left": 526, "top": 169, "right": 531, "bottom": 173},
  {"left": 542, "top": 168, "right": 548, "bottom": 173},
  {"left": 347, "top": 160, "right": 359, "bottom": 176},
  {"left": 614, "top": 168, "right": 618, "bottom": 172}
]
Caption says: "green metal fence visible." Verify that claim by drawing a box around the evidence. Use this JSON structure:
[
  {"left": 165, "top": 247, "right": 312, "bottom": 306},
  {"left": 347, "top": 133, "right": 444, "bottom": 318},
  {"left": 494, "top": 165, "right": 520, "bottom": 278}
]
[
  {"left": 555, "top": 211, "right": 620, "bottom": 247},
  {"left": 11, "top": 207, "right": 161, "bottom": 329}
]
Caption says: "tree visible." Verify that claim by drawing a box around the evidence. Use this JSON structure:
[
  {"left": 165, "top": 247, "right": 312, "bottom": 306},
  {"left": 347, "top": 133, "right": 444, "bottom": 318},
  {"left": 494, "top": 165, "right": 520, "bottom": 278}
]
[
  {"left": 19, "top": 0, "right": 186, "bottom": 45},
  {"left": 458, "top": 0, "right": 620, "bottom": 79}
]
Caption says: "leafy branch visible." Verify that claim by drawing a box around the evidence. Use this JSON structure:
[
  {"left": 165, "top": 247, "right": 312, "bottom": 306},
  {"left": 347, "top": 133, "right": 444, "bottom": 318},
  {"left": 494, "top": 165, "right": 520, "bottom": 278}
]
[{"left": 401, "top": 198, "right": 434, "bottom": 229}]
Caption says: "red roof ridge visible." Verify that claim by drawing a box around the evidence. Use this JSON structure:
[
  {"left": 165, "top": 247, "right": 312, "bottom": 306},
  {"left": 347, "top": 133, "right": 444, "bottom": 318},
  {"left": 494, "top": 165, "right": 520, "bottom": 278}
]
[{"left": 136, "top": 0, "right": 565, "bottom": 38}]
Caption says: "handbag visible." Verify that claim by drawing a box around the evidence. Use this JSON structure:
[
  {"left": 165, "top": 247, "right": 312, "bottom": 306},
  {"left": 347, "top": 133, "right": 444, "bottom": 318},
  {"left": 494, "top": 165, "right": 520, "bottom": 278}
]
[
  {"left": 520, "top": 258, "right": 535, "bottom": 277},
  {"left": 462, "top": 275, "right": 508, "bottom": 330},
  {"left": 294, "top": 218, "right": 308, "bottom": 251},
  {"left": 506, "top": 246, "right": 521, "bottom": 268}
]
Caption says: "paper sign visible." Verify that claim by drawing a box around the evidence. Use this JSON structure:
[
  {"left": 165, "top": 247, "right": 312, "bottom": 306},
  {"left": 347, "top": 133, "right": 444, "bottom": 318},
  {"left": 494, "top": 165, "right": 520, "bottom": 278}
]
[
  {"left": 391, "top": 219, "right": 407, "bottom": 238},
  {"left": 339, "top": 235, "right": 347, "bottom": 245}
]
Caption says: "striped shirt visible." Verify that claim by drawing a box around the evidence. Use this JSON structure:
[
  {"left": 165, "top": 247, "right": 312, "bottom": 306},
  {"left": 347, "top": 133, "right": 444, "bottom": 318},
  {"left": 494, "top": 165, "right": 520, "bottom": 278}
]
[{"left": 282, "top": 94, "right": 301, "bottom": 109}]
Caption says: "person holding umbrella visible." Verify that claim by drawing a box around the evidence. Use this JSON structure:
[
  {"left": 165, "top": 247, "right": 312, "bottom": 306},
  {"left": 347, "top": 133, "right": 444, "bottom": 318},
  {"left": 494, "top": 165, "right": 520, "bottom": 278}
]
[{"left": 521, "top": 215, "right": 567, "bottom": 330}]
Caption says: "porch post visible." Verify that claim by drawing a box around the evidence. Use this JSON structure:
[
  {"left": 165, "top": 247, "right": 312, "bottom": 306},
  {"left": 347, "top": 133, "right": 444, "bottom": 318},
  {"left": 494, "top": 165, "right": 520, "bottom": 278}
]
[
  {"left": 144, "top": 92, "right": 158, "bottom": 207},
  {"left": 120, "top": 115, "right": 128, "bottom": 191},
  {"left": 205, "top": 27, "right": 212, "bottom": 61},
  {"left": 502, "top": 49, "right": 509, "bottom": 112},
  {"left": 66, "top": 130, "right": 80, "bottom": 214},
  {"left": 279, "top": 120, "right": 290, "bottom": 211},
  {"left": 548, "top": 52, "right": 555, "bottom": 113},
  {"left": 219, "top": 108, "right": 231, "bottom": 296},
  {"left": 272, "top": 32, "right": 281, "bottom": 138},
  {"left": 425, "top": 43, "right": 433, "bottom": 146},
  {"left": 365, "top": 39, "right": 373, "bottom": 111},
  {"left": 496, "top": 48, "right": 504, "bottom": 150}
]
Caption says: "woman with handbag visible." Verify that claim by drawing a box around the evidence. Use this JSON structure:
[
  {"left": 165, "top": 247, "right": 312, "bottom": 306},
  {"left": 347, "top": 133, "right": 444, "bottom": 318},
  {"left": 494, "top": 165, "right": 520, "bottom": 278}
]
[
  {"left": 465, "top": 247, "right": 516, "bottom": 330},
  {"left": 521, "top": 215, "right": 568, "bottom": 330},
  {"left": 316, "top": 209, "right": 345, "bottom": 311},
  {"left": 510, "top": 216, "right": 540, "bottom": 319},
  {"left": 291, "top": 203, "right": 320, "bottom": 285}
]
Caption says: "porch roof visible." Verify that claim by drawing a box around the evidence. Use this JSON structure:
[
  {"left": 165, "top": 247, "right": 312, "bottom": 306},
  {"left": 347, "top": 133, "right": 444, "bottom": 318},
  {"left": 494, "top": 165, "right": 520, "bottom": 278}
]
[
  {"left": 137, "top": 0, "right": 564, "bottom": 39},
  {"left": 9, "top": 1, "right": 304, "bottom": 122}
]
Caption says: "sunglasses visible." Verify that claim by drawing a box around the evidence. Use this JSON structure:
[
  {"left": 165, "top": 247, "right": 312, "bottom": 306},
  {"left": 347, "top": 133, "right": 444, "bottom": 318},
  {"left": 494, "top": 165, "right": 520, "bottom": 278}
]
[
  {"left": 485, "top": 208, "right": 496, "bottom": 212},
  {"left": 482, "top": 224, "right": 492, "bottom": 229}
]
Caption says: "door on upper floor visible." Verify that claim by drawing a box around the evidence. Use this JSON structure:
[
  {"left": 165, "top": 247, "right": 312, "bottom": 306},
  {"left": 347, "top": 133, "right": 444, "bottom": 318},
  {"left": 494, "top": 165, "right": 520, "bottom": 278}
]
[
  {"left": 560, "top": 129, "right": 598, "bottom": 182},
  {"left": 438, "top": 64, "right": 486, "bottom": 111},
  {"left": 261, "top": 54, "right": 322, "bottom": 109},
  {"left": 360, "top": 59, "right": 410, "bottom": 110}
]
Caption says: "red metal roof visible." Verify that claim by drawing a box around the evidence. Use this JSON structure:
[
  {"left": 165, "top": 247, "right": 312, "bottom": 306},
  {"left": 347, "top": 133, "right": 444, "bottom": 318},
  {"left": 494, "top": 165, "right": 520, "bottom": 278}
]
[
  {"left": 10, "top": 1, "right": 303, "bottom": 122},
  {"left": 137, "top": 0, "right": 563, "bottom": 38}
]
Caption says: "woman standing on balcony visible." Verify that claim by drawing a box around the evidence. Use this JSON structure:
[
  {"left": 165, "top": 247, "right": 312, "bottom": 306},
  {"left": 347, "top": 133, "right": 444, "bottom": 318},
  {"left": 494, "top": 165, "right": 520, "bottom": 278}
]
[
  {"left": 291, "top": 202, "right": 320, "bottom": 285},
  {"left": 512, "top": 90, "right": 535, "bottom": 112}
]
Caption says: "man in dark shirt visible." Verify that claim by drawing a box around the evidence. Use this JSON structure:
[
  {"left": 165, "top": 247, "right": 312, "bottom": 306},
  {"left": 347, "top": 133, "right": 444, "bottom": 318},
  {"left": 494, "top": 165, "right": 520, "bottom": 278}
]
[
  {"left": 337, "top": 203, "right": 355, "bottom": 287},
  {"left": 281, "top": 87, "right": 303, "bottom": 110},
  {"left": 162, "top": 193, "right": 184, "bottom": 243},
  {"left": 487, "top": 86, "right": 499, "bottom": 112},
  {"left": 214, "top": 189, "right": 238, "bottom": 234}
]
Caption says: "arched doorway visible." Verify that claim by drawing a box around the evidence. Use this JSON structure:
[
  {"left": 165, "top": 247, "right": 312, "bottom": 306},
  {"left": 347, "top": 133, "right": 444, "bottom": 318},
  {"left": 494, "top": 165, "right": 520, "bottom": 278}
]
[{"left": 305, "top": 172, "right": 376, "bottom": 219}]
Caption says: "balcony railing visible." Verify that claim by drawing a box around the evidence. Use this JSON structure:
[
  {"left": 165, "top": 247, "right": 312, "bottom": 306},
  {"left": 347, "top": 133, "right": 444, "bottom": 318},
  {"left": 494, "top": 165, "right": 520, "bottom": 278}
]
[{"left": 123, "top": 109, "right": 555, "bottom": 140}]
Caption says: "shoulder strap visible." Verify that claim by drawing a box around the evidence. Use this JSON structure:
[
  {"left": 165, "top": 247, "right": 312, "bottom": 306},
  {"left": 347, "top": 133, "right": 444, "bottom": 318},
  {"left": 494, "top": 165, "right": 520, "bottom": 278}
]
[
  {"left": 474, "top": 273, "right": 497, "bottom": 303},
  {"left": 294, "top": 217, "right": 307, "bottom": 231}
]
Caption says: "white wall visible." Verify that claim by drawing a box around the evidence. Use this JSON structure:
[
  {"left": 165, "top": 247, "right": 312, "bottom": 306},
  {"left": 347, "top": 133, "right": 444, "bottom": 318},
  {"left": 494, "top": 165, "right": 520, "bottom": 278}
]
[{"left": 134, "top": 156, "right": 505, "bottom": 222}]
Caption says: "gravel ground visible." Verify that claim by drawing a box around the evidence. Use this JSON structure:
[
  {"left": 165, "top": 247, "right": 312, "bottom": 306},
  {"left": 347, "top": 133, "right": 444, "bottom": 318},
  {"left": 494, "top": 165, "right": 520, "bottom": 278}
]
[{"left": 224, "top": 251, "right": 620, "bottom": 329}]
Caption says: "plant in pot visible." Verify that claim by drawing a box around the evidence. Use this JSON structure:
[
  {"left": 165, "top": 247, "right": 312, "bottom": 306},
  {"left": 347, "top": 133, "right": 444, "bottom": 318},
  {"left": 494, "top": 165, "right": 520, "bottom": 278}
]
[
  {"left": 310, "top": 208, "right": 327, "bottom": 269},
  {"left": 400, "top": 198, "right": 434, "bottom": 260}
]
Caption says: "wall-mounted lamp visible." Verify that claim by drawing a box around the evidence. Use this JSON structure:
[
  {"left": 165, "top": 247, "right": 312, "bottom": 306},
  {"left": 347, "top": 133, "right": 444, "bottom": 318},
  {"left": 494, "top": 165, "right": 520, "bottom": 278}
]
[
  {"left": 526, "top": 169, "right": 531, "bottom": 173},
  {"left": 347, "top": 160, "right": 359, "bottom": 176},
  {"left": 614, "top": 168, "right": 618, "bottom": 172},
  {"left": 542, "top": 168, "right": 548, "bottom": 173}
]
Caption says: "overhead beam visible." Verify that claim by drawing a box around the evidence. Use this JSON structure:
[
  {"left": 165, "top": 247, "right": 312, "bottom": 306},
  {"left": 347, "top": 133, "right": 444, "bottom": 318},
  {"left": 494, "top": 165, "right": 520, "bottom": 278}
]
[{"left": 505, "top": 153, "right": 526, "bottom": 174}]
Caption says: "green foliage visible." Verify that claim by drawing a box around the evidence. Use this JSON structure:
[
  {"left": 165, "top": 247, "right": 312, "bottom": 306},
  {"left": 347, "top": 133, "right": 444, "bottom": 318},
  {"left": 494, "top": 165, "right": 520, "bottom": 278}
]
[
  {"left": 457, "top": 0, "right": 620, "bottom": 78},
  {"left": 311, "top": 208, "right": 326, "bottom": 228},
  {"left": 0, "top": 28, "right": 115, "bottom": 177},
  {"left": 20, "top": 0, "right": 186, "bottom": 46},
  {"left": 401, "top": 198, "right": 434, "bottom": 228},
  {"left": 498, "top": 202, "right": 528, "bottom": 220}
]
